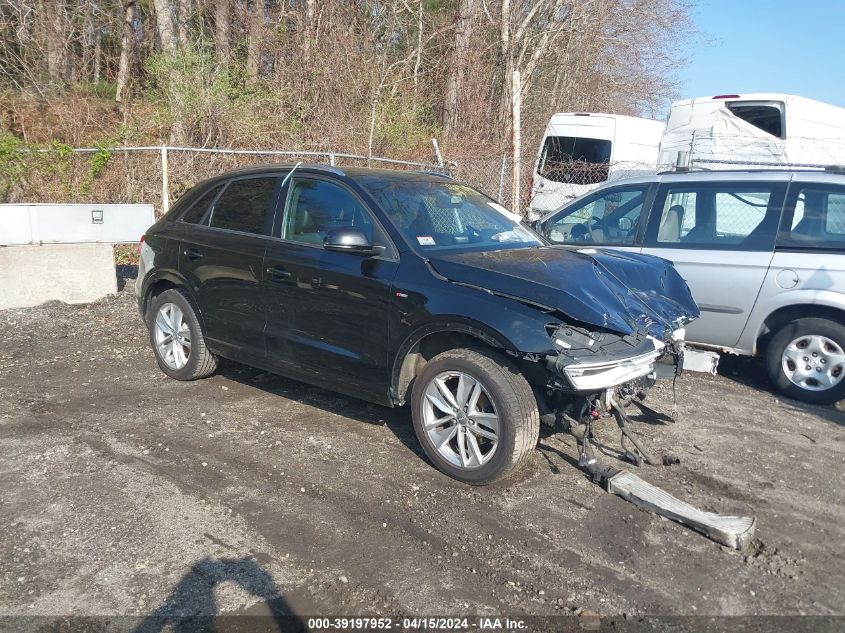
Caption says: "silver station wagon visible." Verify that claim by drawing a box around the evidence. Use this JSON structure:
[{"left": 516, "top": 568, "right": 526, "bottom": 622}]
[{"left": 534, "top": 168, "right": 845, "bottom": 404}]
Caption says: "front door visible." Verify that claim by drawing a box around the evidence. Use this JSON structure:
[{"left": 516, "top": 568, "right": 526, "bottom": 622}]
[
  {"left": 262, "top": 176, "right": 399, "bottom": 401},
  {"left": 641, "top": 180, "right": 786, "bottom": 347},
  {"left": 540, "top": 183, "right": 652, "bottom": 255},
  {"left": 178, "top": 174, "right": 281, "bottom": 360}
]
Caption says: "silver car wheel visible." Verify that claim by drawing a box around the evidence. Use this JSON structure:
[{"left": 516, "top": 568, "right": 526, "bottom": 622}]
[
  {"left": 421, "top": 370, "right": 499, "bottom": 470},
  {"left": 782, "top": 334, "right": 845, "bottom": 392},
  {"left": 154, "top": 302, "right": 192, "bottom": 370}
]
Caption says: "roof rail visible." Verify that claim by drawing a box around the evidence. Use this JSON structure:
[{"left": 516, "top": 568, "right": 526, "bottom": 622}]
[
  {"left": 415, "top": 169, "right": 453, "bottom": 179},
  {"left": 303, "top": 163, "right": 346, "bottom": 177}
]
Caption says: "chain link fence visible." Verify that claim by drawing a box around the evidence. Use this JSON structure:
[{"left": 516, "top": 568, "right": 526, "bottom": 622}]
[
  {"left": 2, "top": 146, "right": 446, "bottom": 217},
  {"left": 4, "top": 145, "right": 842, "bottom": 223}
]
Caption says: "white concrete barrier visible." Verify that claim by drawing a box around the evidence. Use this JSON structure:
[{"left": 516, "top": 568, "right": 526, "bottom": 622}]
[
  {"left": 0, "top": 243, "right": 118, "bottom": 310},
  {"left": 0, "top": 203, "right": 154, "bottom": 246}
]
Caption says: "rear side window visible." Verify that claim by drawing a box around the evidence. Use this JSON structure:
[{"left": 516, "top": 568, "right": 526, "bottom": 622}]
[
  {"left": 180, "top": 185, "right": 222, "bottom": 225},
  {"left": 778, "top": 186, "right": 845, "bottom": 250},
  {"left": 210, "top": 177, "right": 279, "bottom": 235},
  {"left": 538, "top": 136, "right": 612, "bottom": 184},
  {"left": 726, "top": 102, "right": 785, "bottom": 139},
  {"left": 648, "top": 182, "right": 785, "bottom": 251}
]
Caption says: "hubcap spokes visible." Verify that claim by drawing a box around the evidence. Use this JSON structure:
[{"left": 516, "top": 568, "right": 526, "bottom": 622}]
[
  {"left": 154, "top": 303, "right": 192, "bottom": 370},
  {"left": 422, "top": 371, "right": 499, "bottom": 470},
  {"left": 782, "top": 334, "right": 845, "bottom": 391}
]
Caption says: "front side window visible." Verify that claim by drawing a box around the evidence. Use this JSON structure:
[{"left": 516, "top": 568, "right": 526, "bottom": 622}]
[
  {"left": 283, "top": 178, "right": 388, "bottom": 248},
  {"left": 209, "top": 177, "right": 279, "bottom": 235},
  {"left": 778, "top": 186, "right": 845, "bottom": 250},
  {"left": 547, "top": 186, "right": 647, "bottom": 246},
  {"left": 650, "top": 183, "right": 784, "bottom": 251},
  {"left": 538, "top": 136, "right": 612, "bottom": 184},
  {"left": 364, "top": 177, "right": 542, "bottom": 253}
]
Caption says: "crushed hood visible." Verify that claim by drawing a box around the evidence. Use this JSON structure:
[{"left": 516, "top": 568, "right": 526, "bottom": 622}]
[{"left": 428, "top": 246, "right": 699, "bottom": 339}]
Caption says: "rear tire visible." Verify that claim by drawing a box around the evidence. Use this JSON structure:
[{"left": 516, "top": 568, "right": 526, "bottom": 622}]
[
  {"left": 410, "top": 347, "right": 540, "bottom": 485},
  {"left": 766, "top": 317, "right": 845, "bottom": 405},
  {"left": 147, "top": 289, "right": 218, "bottom": 381}
]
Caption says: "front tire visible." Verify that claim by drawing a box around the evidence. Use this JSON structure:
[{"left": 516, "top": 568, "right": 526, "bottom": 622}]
[
  {"left": 766, "top": 317, "right": 845, "bottom": 405},
  {"left": 147, "top": 288, "right": 218, "bottom": 381},
  {"left": 410, "top": 347, "right": 540, "bottom": 485}
]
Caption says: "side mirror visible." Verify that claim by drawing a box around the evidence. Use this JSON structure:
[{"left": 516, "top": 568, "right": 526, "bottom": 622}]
[{"left": 323, "top": 228, "right": 379, "bottom": 255}]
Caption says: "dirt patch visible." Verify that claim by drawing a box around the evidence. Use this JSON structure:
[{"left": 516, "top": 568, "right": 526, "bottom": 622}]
[{"left": 1, "top": 275, "right": 843, "bottom": 620}]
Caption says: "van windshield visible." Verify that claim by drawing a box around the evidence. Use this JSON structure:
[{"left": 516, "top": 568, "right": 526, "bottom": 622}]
[{"left": 538, "top": 136, "right": 612, "bottom": 184}]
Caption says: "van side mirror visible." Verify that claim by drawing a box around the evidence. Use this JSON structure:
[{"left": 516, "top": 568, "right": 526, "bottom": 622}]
[{"left": 323, "top": 228, "right": 380, "bottom": 256}]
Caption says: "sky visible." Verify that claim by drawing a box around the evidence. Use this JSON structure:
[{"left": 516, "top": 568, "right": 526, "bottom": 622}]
[{"left": 680, "top": 0, "right": 845, "bottom": 108}]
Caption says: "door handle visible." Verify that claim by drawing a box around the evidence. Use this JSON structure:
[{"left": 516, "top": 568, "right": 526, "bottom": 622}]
[
  {"left": 266, "top": 266, "right": 292, "bottom": 281},
  {"left": 183, "top": 247, "right": 203, "bottom": 260}
]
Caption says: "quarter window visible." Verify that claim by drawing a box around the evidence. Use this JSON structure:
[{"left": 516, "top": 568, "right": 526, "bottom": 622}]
[
  {"left": 547, "top": 187, "right": 647, "bottom": 246},
  {"left": 651, "top": 183, "right": 783, "bottom": 250},
  {"left": 180, "top": 184, "right": 222, "bottom": 225},
  {"left": 209, "top": 177, "right": 279, "bottom": 235}
]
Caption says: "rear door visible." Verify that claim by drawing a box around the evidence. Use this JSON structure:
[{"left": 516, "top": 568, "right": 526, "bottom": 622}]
[
  {"left": 752, "top": 178, "right": 845, "bottom": 330},
  {"left": 641, "top": 179, "right": 786, "bottom": 347},
  {"left": 178, "top": 174, "right": 282, "bottom": 360},
  {"left": 262, "top": 175, "right": 399, "bottom": 401}
]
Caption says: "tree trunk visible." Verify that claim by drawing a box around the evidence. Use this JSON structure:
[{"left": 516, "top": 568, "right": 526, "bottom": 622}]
[
  {"left": 116, "top": 1, "right": 138, "bottom": 104},
  {"left": 176, "top": 0, "right": 193, "bottom": 45},
  {"left": 213, "top": 0, "right": 231, "bottom": 62},
  {"left": 44, "top": 0, "right": 69, "bottom": 83},
  {"left": 442, "top": 0, "right": 475, "bottom": 137},
  {"left": 153, "top": 0, "right": 180, "bottom": 54},
  {"left": 246, "top": 0, "right": 265, "bottom": 81}
]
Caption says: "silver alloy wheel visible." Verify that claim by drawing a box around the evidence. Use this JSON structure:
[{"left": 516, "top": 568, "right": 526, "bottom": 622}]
[
  {"left": 154, "top": 302, "right": 192, "bottom": 370},
  {"left": 781, "top": 334, "right": 845, "bottom": 392},
  {"left": 421, "top": 370, "right": 499, "bottom": 470}
]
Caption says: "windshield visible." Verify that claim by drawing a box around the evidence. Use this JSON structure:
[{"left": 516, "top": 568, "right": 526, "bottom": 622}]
[
  {"left": 364, "top": 178, "right": 543, "bottom": 253},
  {"left": 538, "top": 136, "right": 612, "bottom": 184}
]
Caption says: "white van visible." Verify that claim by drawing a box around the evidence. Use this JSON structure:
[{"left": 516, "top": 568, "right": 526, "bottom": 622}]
[
  {"left": 530, "top": 113, "right": 665, "bottom": 215},
  {"left": 658, "top": 93, "right": 845, "bottom": 168}
]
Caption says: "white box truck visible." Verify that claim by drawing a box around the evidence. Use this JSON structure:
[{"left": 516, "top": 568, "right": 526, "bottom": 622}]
[
  {"left": 658, "top": 93, "right": 845, "bottom": 169},
  {"left": 529, "top": 113, "right": 665, "bottom": 216}
]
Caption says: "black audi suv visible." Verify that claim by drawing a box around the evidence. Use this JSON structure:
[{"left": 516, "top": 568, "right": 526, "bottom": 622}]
[{"left": 137, "top": 164, "right": 699, "bottom": 484}]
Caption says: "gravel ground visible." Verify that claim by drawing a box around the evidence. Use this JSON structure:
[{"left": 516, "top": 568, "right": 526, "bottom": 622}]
[{"left": 1, "top": 270, "right": 843, "bottom": 626}]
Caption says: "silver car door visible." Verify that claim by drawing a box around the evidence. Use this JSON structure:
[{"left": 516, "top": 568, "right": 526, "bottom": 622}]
[
  {"left": 641, "top": 180, "right": 786, "bottom": 348},
  {"left": 740, "top": 178, "right": 845, "bottom": 352}
]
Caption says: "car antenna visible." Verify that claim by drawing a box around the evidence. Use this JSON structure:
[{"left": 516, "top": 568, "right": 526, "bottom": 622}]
[{"left": 280, "top": 161, "right": 303, "bottom": 189}]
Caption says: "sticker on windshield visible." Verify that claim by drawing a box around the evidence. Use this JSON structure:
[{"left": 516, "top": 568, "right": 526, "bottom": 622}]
[{"left": 417, "top": 236, "right": 436, "bottom": 246}]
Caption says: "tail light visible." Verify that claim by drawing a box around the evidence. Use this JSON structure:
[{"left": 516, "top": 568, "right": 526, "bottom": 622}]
[
  {"left": 712, "top": 94, "right": 740, "bottom": 99},
  {"left": 138, "top": 234, "right": 145, "bottom": 256}
]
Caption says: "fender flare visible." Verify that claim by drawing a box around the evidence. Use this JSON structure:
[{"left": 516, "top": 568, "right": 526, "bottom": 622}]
[{"left": 389, "top": 319, "right": 518, "bottom": 405}]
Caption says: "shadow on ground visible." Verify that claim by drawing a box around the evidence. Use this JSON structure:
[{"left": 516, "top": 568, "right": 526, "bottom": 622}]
[
  {"left": 717, "top": 353, "right": 845, "bottom": 426},
  {"left": 134, "top": 557, "right": 305, "bottom": 633}
]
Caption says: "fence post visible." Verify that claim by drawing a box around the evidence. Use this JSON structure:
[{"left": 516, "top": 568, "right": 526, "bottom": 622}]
[
  {"left": 497, "top": 154, "right": 507, "bottom": 201},
  {"left": 160, "top": 145, "right": 170, "bottom": 214},
  {"left": 431, "top": 137, "right": 444, "bottom": 168},
  {"left": 511, "top": 70, "right": 521, "bottom": 214}
]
